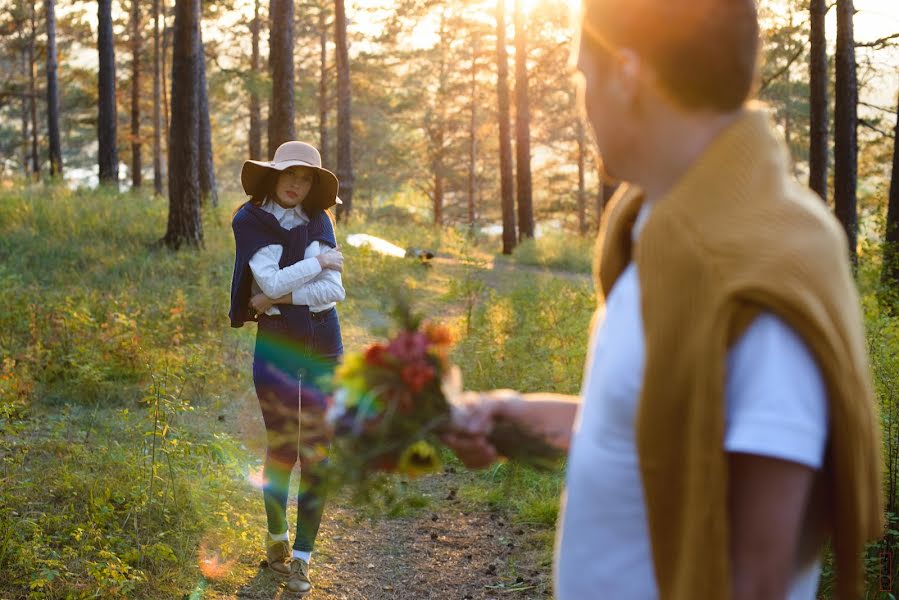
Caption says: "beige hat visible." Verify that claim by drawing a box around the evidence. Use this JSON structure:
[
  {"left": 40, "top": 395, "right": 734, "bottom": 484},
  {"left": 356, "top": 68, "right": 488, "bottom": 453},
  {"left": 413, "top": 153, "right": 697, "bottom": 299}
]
[{"left": 241, "top": 141, "right": 342, "bottom": 209}]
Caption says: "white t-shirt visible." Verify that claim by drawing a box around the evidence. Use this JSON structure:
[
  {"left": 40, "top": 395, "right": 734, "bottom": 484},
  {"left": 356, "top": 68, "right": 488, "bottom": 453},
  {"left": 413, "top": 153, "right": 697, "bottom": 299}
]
[{"left": 555, "top": 205, "right": 829, "bottom": 600}]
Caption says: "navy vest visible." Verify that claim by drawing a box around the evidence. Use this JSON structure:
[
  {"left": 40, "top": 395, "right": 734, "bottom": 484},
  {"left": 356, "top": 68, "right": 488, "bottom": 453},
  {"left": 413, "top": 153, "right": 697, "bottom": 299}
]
[{"left": 229, "top": 202, "right": 337, "bottom": 341}]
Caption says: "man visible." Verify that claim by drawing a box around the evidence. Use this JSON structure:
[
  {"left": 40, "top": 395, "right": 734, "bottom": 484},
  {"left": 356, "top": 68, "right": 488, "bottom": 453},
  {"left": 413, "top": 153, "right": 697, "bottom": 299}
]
[{"left": 444, "top": 1, "right": 884, "bottom": 599}]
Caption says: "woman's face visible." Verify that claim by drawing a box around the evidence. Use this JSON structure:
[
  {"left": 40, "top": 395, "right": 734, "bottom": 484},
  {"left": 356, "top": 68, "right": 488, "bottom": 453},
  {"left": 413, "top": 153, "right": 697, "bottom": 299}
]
[{"left": 274, "top": 166, "right": 315, "bottom": 208}]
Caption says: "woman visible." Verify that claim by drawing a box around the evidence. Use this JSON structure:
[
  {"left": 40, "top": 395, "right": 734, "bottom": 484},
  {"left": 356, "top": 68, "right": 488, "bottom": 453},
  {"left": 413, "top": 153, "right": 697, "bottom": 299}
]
[{"left": 229, "top": 141, "right": 345, "bottom": 593}]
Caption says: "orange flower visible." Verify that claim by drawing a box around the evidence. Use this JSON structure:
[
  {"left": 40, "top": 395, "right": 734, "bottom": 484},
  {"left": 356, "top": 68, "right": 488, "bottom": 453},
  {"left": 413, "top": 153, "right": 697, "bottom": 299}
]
[{"left": 424, "top": 323, "right": 453, "bottom": 348}]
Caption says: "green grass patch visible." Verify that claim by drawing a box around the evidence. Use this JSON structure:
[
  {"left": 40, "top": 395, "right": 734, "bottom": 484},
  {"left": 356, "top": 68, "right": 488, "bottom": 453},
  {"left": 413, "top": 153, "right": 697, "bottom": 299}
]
[{"left": 506, "top": 233, "right": 595, "bottom": 275}]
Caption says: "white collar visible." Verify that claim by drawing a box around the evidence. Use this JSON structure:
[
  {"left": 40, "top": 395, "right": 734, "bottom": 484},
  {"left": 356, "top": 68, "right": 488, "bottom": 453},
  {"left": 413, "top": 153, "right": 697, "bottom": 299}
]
[{"left": 265, "top": 197, "right": 308, "bottom": 221}]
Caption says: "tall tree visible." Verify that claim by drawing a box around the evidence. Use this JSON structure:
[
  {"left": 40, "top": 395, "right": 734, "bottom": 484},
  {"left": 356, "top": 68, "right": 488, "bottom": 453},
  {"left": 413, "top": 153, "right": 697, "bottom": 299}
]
[
  {"left": 268, "top": 0, "right": 295, "bottom": 156},
  {"left": 164, "top": 0, "right": 202, "bottom": 249},
  {"left": 496, "top": 0, "right": 516, "bottom": 254},
  {"left": 162, "top": 3, "right": 170, "bottom": 151},
  {"left": 97, "top": 0, "right": 119, "bottom": 183},
  {"left": 513, "top": 0, "right": 533, "bottom": 239},
  {"left": 427, "top": 10, "right": 448, "bottom": 226},
  {"left": 318, "top": 0, "right": 329, "bottom": 167},
  {"left": 576, "top": 117, "right": 586, "bottom": 235},
  {"left": 197, "top": 22, "right": 217, "bottom": 206},
  {"left": 153, "top": 0, "right": 164, "bottom": 194},
  {"left": 808, "top": 0, "right": 828, "bottom": 200},
  {"left": 27, "top": 1, "right": 38, "bottom": 177},
  {"left": 467, "top": 31, "right": 479, "bottom": 228},
  {"left": 45, "top": 0, "right": 62, "bottom": 177},
  {"left": 834, "top": 0, "right": 858, "bottom": 265},
  {"left": 883, "top": 91, "right": 899, "bottom": 289},
  {"left": 248, "top": 0, "right": 262, "bottom": 160},
  {"left": 19, "top": 21, "right": 29, "bottom": 176},
  {"left": 335, "top": 0, "right": 354, "bottom": 218},
  {"left": 130, "top": 0, "right": 142, "bottom": 187}
]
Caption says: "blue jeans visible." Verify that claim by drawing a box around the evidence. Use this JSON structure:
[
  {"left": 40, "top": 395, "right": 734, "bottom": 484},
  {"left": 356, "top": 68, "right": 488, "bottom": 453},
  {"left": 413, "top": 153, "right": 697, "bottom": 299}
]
[{"left": 252, "top": 307, "right": 343, "bottom": 551}]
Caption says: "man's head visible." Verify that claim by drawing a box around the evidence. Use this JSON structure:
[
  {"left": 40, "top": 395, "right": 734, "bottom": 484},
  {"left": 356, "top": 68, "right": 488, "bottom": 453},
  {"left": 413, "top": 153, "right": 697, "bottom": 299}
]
[{"left": 575, "top": 0, "right": 760, "bottom": 182}]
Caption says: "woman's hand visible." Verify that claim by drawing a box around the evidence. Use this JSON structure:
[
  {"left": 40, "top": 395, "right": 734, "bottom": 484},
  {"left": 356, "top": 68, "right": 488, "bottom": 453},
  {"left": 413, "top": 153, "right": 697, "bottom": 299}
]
[
  {"left": 250, "top": 292, "right": 275, "bottom": 315},
  {"left": 316, "top": 246, "right": 344, "bottom": 272}
]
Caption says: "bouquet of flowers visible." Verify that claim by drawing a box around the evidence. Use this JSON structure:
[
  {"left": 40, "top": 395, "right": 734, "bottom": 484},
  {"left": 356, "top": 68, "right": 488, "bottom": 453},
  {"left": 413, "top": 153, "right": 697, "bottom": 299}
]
[{"left": 314, "top": 300, "right": 564, "bottom": 502}]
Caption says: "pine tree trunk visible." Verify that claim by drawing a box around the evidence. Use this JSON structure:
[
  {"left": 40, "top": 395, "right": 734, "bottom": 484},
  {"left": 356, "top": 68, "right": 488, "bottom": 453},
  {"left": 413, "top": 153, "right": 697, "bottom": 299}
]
[
  {"left": 468, "top": 34, "right": 478, "bottom": 229},
  {"left": 513, "top": 0, "right": 533, "bottom": 239},
  {"left": 432, "top": 10, "right": 447, "bottom": 227},
  {"left": 834, "top": 0, "right": 858, "bottom": 266},
  {"left": 153, "top": 0, "right": 164, "bottom": 195},
  {"left": 197, "top": 23, "right": 217, "bottom": 206},
  {"left": 164, "top": 0, "right": 202, "bottom": 249},
  {"left": 248, "top": 0, "right": 262, "bottom": 160},
  {"left": 497, "top": 0, "right": 516, "bottom": 254},
  {"left": 318, "top": 1, "right": 329, "bottom": 167},
  {"left": 45, "top": 0, "right": 62, "bottom": 177},
  {"left": 882, "top": 91, "right": 899, "bottom": 288},
  {"left": 20, "top": 39, "right": 28, "bottom": 177},
  {"left": 28, "top": 2, "right": 39, "bottom": 178},
  {"left": 162, "top": 4, "right": 170, "bottom": 153},
  {"left": 809, "top": 0, "right": 828, "bottom": 200},
  {"left": 268, "top": 0, "right": 296, "bottom": 156},
  {"left": 335, "top": 0, "right": 354, "bottom": 218},
  {"left": 577, "top": 118, "right": 586, "bottom": 236},
  {"left": 97, "top": 0, "right": 119, "bottom": 184},
  {"left": 131, "top": 0, "right": 142, "bottom": 188}
]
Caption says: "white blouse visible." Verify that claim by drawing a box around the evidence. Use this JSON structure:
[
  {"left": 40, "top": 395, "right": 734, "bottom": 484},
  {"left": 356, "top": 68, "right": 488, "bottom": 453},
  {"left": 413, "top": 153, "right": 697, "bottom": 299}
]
[{"left": 247, "top": 200, "right": 345, "bottom": 315}]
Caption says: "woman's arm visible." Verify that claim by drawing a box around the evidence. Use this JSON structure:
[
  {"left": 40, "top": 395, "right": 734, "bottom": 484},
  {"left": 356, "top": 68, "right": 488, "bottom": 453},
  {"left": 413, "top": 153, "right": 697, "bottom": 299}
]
[
  {"left": 249, "top": 269, "right": 345, "bottom": 314},
  {"left": 290, "top": 268, "right": 345, "bottom": 307},
  {"left": 248, "top": 244, "right": 323, "bottom": 299}
]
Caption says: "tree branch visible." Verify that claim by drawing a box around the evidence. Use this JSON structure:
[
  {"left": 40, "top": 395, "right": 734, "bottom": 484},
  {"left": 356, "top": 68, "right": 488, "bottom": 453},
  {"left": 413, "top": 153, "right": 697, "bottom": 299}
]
[
  {"left": 759, "top": 43, "right": 806, "bottom": 93},
  {"left": 859, "top": 118, "right": 893, "bottom": 138},
  {"left": 859, "top": 100, "right": 897, "bottom": 114},
  {"left": 857, "top": 33, "right": 899, "bottom": 49}
]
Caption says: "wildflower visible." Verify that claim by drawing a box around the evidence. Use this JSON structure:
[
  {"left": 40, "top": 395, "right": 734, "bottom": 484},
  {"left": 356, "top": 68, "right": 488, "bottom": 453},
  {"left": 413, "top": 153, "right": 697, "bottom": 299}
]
[
  {"left": 401, "top": 361, "right": 435, "bottom": 393},
  {"left": 387, "top": 331, "right": 430, "bottom": 362},
  {"left": 397, "top": 440, "right": 441, "bottom": 477}
]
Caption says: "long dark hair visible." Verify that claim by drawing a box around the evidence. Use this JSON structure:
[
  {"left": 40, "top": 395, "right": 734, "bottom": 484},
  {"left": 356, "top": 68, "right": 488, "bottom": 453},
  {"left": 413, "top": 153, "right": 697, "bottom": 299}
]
[{"left": 235, "top": 169, "right": 336, "bottom": 227}]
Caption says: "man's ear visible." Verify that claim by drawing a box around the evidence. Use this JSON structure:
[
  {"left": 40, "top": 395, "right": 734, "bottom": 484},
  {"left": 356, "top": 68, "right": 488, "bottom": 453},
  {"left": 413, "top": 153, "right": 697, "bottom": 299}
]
[{"left": 613, "top": 48, "right": 642, "bottom": 104}]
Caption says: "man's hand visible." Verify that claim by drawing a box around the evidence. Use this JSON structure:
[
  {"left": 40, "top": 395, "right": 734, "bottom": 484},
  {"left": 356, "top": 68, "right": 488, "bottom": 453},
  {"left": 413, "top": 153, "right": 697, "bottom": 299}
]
[
  {"left": 250, "top": 292, "right": 275, "bottom": 314},
  {"left": 317, "top": 246, "right": 344, "bottom": 272},
  {"left": 442, "top": 390, "right": 524, "bottom": 469}
]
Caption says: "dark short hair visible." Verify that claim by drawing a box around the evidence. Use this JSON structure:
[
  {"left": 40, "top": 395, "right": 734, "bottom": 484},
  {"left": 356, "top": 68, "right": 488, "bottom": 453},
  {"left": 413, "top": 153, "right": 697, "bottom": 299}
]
[{"left": 582, "top": 0, "right": 760, "bottom": 111}]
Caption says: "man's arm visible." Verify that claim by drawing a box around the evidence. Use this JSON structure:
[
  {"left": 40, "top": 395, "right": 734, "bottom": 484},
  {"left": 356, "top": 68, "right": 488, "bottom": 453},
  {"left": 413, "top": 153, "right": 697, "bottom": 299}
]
[
  {"left": 444, "top": 391, "right": 580, "bottom": 469},
  {"left": 728, "top": 452, "right": 815, "bottom": 600}
]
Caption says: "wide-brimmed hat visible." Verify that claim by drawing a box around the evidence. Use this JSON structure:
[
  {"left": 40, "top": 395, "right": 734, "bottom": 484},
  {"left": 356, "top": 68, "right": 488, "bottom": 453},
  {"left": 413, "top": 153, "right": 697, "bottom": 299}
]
[{"left": 241, "top": 141, "right": 341, "bottom": 210}]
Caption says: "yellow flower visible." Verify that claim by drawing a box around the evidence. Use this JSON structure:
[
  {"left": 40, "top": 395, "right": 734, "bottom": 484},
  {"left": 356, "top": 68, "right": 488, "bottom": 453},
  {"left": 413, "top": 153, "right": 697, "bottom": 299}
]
[
  {"left": 397, "top": 440, "right": 441, "bottom": 478},
  {"left": 335, "top": 352, "right": 366, "bottom": 381}
]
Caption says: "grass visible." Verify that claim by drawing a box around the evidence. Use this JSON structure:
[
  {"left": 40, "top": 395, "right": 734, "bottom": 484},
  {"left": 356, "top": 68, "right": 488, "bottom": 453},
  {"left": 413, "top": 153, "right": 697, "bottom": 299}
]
[
  {"left": 505, "top": 232, "right": 595, "bottom": 275},
  {"left": 0, "top": 183, "right": 585, "bottom": 597},
  {"left": 1, "top": 182, "right": 896, "bottom": 598}
]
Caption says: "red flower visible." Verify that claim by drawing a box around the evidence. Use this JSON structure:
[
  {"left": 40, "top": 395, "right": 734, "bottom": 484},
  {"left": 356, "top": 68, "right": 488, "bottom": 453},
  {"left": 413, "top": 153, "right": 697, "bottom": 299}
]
[
  {"left": 364, "top": 343, "right": 388, "bottom": 366},
  {"left": 387, "top": 331, "right": 430, "bottom": 363},
  {"left": 401, "top": 361, "right": 436, "bottom": 393}
]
